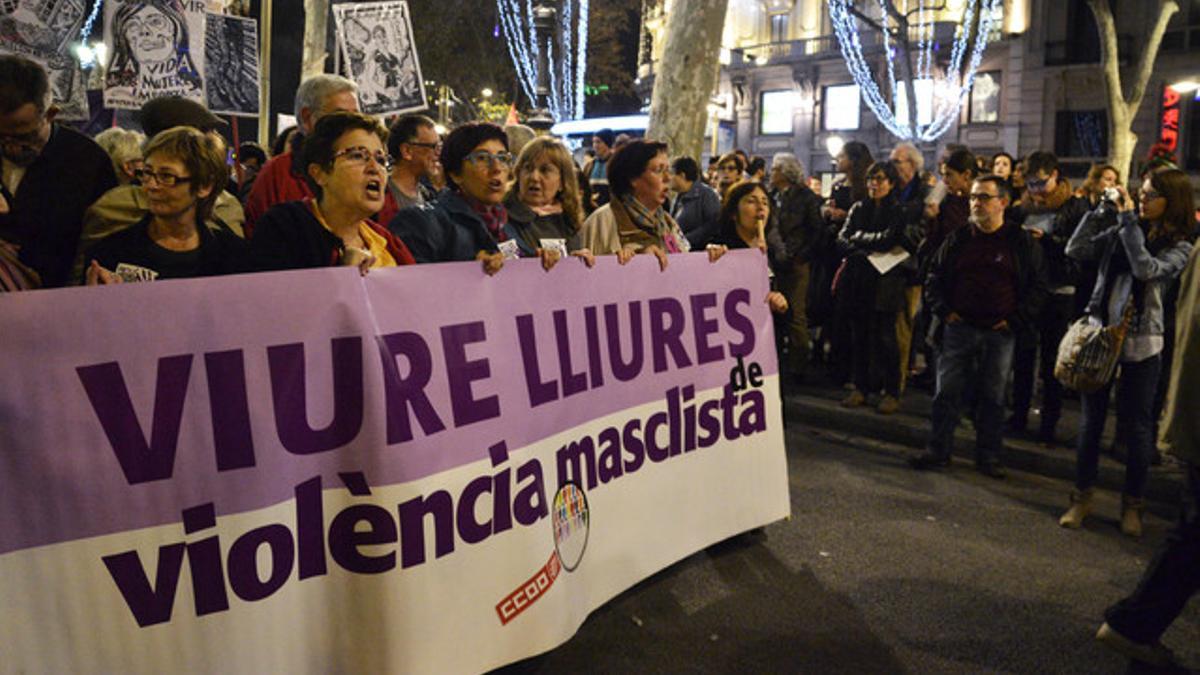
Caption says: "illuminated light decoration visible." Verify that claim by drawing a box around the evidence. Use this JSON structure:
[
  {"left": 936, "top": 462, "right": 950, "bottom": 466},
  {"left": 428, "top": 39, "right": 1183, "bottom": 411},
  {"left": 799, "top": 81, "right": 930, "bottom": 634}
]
[
  {"left": 828, "top": 0, "right": 1001, "bottom": 141},
  {"left": 497, "top": 0, "right": 590, "bottom": 121},
  {"left": 75, "top": 0, "right": 106, "bottom": 68}
]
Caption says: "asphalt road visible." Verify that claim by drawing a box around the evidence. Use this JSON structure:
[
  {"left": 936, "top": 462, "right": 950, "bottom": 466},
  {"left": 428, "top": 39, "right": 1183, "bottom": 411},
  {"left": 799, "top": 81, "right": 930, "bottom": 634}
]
[{"left": 496, "top": 422, "right": 1200, "bottom": 674}]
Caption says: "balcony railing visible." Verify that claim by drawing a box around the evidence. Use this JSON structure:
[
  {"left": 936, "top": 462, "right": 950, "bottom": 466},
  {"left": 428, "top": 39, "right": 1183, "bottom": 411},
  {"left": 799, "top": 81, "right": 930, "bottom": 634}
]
[{"left": 727, "top": 21, "right": 960, "bottom": 68}]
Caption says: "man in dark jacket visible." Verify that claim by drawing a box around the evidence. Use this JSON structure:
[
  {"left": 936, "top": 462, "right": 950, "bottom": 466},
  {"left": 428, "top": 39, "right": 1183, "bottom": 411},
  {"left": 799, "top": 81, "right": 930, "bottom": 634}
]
[
  {"left": 0, "top": 55, "right": 116, "bottom": 288},
  {"left": 767, "top": 153, "right": 824, "bottom": 380},
  {"left": 912, "top": 175, "right": 1048, "bottom": 478},
  {"left": 1008, "top": 150, "right": 1092, "bottom": 443},
  {"left": 669, "top": 155, "right": 720, "bottom": 248}
]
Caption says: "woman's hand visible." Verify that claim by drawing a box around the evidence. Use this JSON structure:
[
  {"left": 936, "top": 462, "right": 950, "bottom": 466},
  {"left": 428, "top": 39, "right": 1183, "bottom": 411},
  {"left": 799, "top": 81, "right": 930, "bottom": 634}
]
[
  {"left": 341, "top": 246, "right": 376, "bottom": 276},
  {"left": 707, "top": 244, "right": 728, "bottom": 263},
  {"left": 85, "top": 260, "right": 122, "bottom": 286},
  {"left": 570, "top": 248, "right": 596, "bottom": 268},
  {"left": 536, "top": 247, "right": 562, "bottom": 272},
  {"left": 645, "top": 244, "right": 669, "bottom": 271},
  {"left": 827, "top": 205, "right": 848, "bottom": 222},
  {"left": 616, "top": 246, "right": 637, "bottom": 265},
  {"left": 1114, "top": 186, "right": 1135, "bottom": 212},
  {"left": 767, "top": 291, "right": 788, "bottom": 314},
  {"left": 476, "top": 250, "right": 505, "bottom": 276}
]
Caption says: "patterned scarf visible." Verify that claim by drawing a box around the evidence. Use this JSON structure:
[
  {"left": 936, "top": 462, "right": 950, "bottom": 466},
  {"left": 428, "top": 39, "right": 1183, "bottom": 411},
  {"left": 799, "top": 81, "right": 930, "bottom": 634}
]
[
  {"left": 462, "top": 190, "right": 508, "bottom": 242},
  {"left": 619, "top": 194, "right": 690, "bottom": 253}
]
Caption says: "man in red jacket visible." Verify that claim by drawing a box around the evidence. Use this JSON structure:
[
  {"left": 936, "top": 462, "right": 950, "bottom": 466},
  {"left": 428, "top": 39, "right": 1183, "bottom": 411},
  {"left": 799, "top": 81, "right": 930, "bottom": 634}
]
[{"left": 243, "top": 74, "right": 359, "bottom": 235}]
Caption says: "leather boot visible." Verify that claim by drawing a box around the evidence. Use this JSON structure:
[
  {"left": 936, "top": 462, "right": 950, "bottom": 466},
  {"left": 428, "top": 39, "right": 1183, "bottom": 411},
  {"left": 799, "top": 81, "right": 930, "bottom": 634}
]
[
  {"left": 1058, "top": 489, "right": 1094, "bottom": 529},
  {"left": 1120, "top": 495, "right": 1145, "bottom": 538}
]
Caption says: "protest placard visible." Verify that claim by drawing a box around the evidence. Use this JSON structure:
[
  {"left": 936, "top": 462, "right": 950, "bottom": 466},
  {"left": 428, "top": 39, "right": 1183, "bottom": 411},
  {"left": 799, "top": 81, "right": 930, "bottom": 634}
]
[
  {"left": 333, "top": 0, "right": 427, "bottom": 116},
  {"left": 204, "top": 13, "right": 259, "bottom": 116},
  {"left": 0, "top": 0, "right": 90, "bottom": 119},
  {"left": 103, "top": 0, "right": 207, "bottom": 110}
]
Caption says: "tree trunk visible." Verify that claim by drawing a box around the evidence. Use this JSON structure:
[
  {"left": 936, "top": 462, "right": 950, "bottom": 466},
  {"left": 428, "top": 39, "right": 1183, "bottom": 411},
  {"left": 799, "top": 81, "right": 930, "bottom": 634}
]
[
  {"left": 646, "top": 0, "right": 729, "bottom": 160},
  {"left": 302, "top": 0, "right": 331, "bottom": 79},
  {"left": 1087, "top": 0, "right": 1179, "bottom": 182}
]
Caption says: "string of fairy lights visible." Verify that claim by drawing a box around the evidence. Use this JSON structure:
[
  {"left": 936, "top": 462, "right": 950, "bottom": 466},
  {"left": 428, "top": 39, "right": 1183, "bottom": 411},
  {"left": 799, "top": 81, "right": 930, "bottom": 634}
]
[
  {"left": 496, "top": 0, "right": 588, "bottom": 121},
  {"left": 829, "top": 0, "right": 1002, "bottom": 142}
]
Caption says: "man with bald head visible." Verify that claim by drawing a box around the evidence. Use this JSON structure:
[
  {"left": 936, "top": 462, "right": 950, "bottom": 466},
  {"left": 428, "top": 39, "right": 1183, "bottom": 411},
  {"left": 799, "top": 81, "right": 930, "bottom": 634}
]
[{"left": 244, "top": 74, "right": 359, "bottom": 233}]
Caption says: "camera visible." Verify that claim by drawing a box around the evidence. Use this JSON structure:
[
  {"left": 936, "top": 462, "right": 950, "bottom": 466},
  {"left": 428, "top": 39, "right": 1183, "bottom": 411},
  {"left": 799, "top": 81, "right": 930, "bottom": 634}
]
[{"left": 1101, "top": 186, "right": 1122, "bottom": 206}]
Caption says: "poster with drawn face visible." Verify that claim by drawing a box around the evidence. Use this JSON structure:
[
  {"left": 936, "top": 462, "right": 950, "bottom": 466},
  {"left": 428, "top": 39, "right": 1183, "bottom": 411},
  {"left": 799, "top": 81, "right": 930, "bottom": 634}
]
[
  {"left": 0, "top": 0, "right": 90, "bottom": 119},
  {"left": 103, "top": 0, "right": 207, "bottom": 110},
  {"left": 333, "top": 0, "right": 426, "bottom": 117},
  {"left": 204, "top": 13, "right": 259, "bottom": 116},
  {"left": 0, "top": 0, "right": 87, "bottom": 56}
]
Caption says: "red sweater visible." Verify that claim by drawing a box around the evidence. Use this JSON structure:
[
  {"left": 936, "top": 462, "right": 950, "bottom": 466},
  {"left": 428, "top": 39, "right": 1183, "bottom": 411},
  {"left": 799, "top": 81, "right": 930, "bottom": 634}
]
[{"left": 244, "top": 151, "right": 312, "bottom": 237}]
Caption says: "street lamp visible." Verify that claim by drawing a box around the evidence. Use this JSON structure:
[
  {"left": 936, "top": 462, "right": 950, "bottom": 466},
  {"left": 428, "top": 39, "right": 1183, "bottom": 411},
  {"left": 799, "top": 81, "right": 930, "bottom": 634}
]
[
  {"left": 825, "top": 134, "right": 845, "bottom": 159},
  {"left": 525, "top": 0, "right": 556, "bottom": 131},
  {"left": 481, "top": 88, "right": 494, "bottom": 99},
  {"left": 1169, "top": 79, "right": 1200, "bottom": 93}
]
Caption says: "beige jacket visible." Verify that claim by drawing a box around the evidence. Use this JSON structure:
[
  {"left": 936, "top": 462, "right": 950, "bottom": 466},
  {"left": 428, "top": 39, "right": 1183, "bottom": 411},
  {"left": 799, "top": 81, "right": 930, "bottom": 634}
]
[
  {"left": 1159, "top": 244, "right": 1200, "bottom": 464},
  {"left": 74, "top": 185, "right": 245, "bottom": 281},
  {"left": 577, "top": 198, "right": 679, "bottom": 255}
]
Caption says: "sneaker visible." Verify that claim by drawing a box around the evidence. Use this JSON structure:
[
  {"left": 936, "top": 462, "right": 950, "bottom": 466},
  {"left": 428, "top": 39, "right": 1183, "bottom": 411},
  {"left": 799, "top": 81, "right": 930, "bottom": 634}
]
[
  {"left": 976, "top": 461, "right": 1007, "bottom": 480},
  {"left": 1095, "top": 622, "right": 1177, "bottom": 668},
  {"left": 841, "top": 389, "right": 865, "bottom": 408},
  {"left": 909, "top": 453, "right": 950, "bottom": 471},
  {"left": 876, "top": 395, "right": 900, "bottom": 415}
]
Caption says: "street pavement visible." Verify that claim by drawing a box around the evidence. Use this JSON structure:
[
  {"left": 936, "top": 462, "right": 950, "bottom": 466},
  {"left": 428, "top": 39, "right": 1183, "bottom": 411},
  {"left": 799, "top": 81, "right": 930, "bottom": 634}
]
[{"left": 496, "top": 419, "right": 1199, "bottom": 674}]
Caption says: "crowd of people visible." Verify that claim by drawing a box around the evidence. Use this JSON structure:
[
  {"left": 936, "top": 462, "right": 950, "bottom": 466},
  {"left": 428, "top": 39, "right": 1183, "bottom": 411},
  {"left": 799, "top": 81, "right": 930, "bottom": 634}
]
[{"left": 2, "top": 52, "right": 1198, "bottom": 667}]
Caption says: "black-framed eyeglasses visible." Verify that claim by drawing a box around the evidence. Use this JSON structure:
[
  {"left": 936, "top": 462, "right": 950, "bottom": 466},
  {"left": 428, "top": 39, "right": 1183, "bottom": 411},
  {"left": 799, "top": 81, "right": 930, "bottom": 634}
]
[
  {"left": 969, "top": 192, "right": 998, "bottom": 202},
  {"left": 134, "top": 168, "right": 194, "bottom": 187},
  {"left": 405, "top": 141, "right": 442, "bottom": 151},
  {"left": 464, "top": 150, "right": 514, "bottom": 169},
  {"left": 1026, "top": 177, "right": 1050, "bottom": 191},
  {"left": 1139, "top": 189, "right": 1163, "bottom": 201},
  {"left": 332, "top": 146, "right": 393, "bottom": 170},
  {"left": 867, "top": 174, "right": 889, "bottom": 184}
]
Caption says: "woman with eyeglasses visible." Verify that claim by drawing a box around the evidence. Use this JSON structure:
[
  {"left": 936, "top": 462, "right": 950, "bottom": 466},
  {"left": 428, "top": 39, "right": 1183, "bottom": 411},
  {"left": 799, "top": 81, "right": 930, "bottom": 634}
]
[
  {"left": 577, "top": 139, "right": 690, "bottom": 271},
  {"left": 834, "top": 161, "right": 921, "bottom": 414},
  {"left": 503, "top": 136, "right": 595, "bottom": 268},
  {"left": 1060, "top": 168, "right": 1196, "bottom": 536},
  {"left": 388, "top": 122, "right": 526, "bottom": 275},
  {"left": 251, "top": 111, "right": 414, "bottom": 272},
  {"left": 84, "top": 126, "right": 247, "bottom": 284}
]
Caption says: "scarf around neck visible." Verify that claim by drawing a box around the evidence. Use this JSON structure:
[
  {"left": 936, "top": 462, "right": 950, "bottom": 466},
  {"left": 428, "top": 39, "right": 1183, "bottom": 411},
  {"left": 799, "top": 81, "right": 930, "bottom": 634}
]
[{"left": 620, "top": 194, "right": 689, "bottom": 253}]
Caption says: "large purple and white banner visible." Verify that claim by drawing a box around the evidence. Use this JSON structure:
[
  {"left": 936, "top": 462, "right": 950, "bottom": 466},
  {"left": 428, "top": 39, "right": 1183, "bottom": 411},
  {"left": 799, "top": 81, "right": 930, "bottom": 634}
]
[{"left": 0, "top": 252, "right": 789, "bottom": 673}]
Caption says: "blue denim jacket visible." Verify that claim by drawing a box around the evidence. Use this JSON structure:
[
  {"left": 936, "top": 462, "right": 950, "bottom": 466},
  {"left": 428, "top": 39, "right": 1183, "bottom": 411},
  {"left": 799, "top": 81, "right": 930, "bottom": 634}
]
[{"left": 1065, "top": 209, "right": 1192, "bottom": 360}]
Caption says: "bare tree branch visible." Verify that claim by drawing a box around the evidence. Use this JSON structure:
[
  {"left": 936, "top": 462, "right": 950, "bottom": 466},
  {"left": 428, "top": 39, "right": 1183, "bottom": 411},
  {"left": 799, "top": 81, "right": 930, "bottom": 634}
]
[{"left": 1128, "top": 0, "right": 1180, "bottom": 109}]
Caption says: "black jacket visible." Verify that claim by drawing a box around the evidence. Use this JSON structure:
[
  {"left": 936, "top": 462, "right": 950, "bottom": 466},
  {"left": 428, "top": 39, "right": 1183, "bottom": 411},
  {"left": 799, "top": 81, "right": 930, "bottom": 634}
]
[
  {"left": 250, "top": 200, "right": 413, "bottom": 270},
  {"left": 671, "top": 180, "right": 721, "bottom": 248},
  {"left": 771, "top": 183, "right": 824, "bottom": 263},
  {"left": 1016, "top": 194, "right": 1091, "bottom": 290},
  {"left": 924, "top": 222, "right": 1049, "bottom": 348},
  {"left": 387, "top": 189, "right": 500, "bottom": 263},
  {"left": 0, "top": 125, "right": 117, "bottom": 287}
]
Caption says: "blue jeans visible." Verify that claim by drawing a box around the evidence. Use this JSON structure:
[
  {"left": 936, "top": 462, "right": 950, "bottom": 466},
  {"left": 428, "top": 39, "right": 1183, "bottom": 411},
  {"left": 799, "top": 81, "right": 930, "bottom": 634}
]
[
  {"left": 928, "top": 322, "right": 1015, "bottom": 463},
  {"left": 1075, "top": 355, "right": 1162, "bottom": 498}
]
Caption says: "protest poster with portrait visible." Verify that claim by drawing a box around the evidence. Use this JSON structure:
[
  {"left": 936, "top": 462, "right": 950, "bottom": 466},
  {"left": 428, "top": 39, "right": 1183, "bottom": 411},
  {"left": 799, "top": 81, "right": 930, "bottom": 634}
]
[
  {"left": 103, "top": 0, "right": 207, "bottom": 111},
  {"left": 204, "top": 13, "right": 259, "bottom": 116},
  {"left": 0, "top": 0, "right": 90, "bottom": 119},
  {"left": 333, "top": 0, "right": 427, "bottom": 116}
]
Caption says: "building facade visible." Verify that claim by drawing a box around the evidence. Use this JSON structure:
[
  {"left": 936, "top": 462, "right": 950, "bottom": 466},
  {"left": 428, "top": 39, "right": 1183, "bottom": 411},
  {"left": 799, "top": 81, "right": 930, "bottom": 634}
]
[{"left": 636, "top": 0, "right": 1200, "bottom": 182}]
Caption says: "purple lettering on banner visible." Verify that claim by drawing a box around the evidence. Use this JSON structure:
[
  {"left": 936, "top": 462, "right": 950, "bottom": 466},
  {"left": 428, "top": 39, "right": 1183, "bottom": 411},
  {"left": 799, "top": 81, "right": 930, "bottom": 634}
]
[
  {"left": 516, "top": 314, "right": 558, "bottom": 407},
  {"left": 102, "top": 544, "right": 186, "bottom": 627},
  {"left": 397, "top": 490, "right": 455, "bottom": 568},
  {"left": 554, "top": 310, "right": 588, "bottom": 398},
  {"left": 690, "top": 293, "right": 725, "bottom": 365},
  {"left": 0, "top": 253, "right": 777, "bottom": 557},
  {"left": 648, "top": 298, "right": 692, "bottom": 373},
  {"left": 724, "top": 289, "right": 756, "bottom": 357},
  {"left": 456, "top": 475, "right": 493, "bottom": 543},
  {"left": 583, "top": 306, "right": 605, "bottom": 389},
  {"left": 604, "top": 302, "right": 644, "bottom": 381},
  {"left": 182, "top": 503, "right": 229, "bottom": 616},
  {"left": 377, "top": 332, "right": 447, "bottom": 443},
  {"left": 228, "top": 524, "right": 294, "bottom": 601},
  {"left": 76, "top": 355, "right": 193, "bottom": 485},
  {"left": 440, "top": 322, "right": 500, "bottom": 427},
  {"left": 329, "top": 504, "right": 398, "bottom": 574},
  {"left": 203, "top": 350, "right": 256, "bottom": 472},
  {"left": 267, "top": 338, "right": 364, "bottom": 455}
]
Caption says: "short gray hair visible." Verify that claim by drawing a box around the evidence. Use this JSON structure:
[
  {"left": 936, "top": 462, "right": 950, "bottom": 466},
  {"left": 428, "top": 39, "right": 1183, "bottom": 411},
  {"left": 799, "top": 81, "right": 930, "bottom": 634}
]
[
  {"left": 294, "top": 74, "right": 358, "bottom": 125},
  {"left": 771, "top": 152, "right": 805, "bottom": 185},
  {"left": 891, "top": 142, "right": 924, "bottom": 173},
  {"left": 94, "top": 127, "right": 146, "bottom": 174}
]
